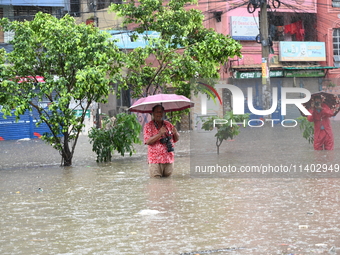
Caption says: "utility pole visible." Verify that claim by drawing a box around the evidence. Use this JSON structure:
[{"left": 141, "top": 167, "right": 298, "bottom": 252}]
[
  {"left": 93, "top": 0, "right": 98, "bottom": 27},
  {"left": 259, "top": 0, "right": 271, "bottom": 115},
  {"left": 92, "top": 0, "right": 100, "bottom": 128}
]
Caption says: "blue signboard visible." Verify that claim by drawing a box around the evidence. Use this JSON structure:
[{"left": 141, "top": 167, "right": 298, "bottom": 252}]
[
  {"left": 279, "top": 41, "right": 326, "bottom": 61},
  {"left": 106, "top": 30, "right": 160, "bottom": 49}
]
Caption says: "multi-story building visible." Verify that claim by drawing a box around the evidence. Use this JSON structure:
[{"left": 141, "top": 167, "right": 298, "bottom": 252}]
[
  {"left": 317, "top": 0, "right": 340, "bottom": 78},
  {"left": 186, "top": 0, "right": 340, "bottom": 125},
  {"left": 0, "top": 0, "right": 67, "bottom": 48},
  {"left": 0, "top": 0, "right": 123, "bottom": 45}
]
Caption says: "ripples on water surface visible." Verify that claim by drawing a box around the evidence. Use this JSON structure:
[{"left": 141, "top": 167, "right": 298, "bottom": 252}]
[{"left": 1, "top": 124, "right": 340, "bottom": 254}]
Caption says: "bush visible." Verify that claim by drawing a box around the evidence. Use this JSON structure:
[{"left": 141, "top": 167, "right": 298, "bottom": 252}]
[{"left": 89, "top": 113, "right": 142, "bottom": 162}]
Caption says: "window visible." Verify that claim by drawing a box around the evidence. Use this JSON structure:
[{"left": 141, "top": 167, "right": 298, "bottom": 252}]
[
  {"left": 13, "top": 6, "right": 52, "bottom": 21},
  {"left": 333, "top": 28, "right": 340, "bottom": 67},
  {"left": 333, "top": 0, "right": 340, "bottom": 8},
  {"left": 268, "top": 12, "right": 316, "bottom": 42},
  {"left": 97, "top": 0, "right": 122, "bottom": 11},
  {"left": 70, "top": 0, "right": 81, "bottom": 17},
  {"left": 268, "top": 13, "right": 284, "bottom": 41}
]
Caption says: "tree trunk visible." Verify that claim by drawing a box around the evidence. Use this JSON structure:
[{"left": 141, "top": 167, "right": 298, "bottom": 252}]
[
  {"left": 216, "top": 138, "right": 223, "bottom": 155},
  {"left": 61, "top": 132, "right": 73, "bottom": 166}
]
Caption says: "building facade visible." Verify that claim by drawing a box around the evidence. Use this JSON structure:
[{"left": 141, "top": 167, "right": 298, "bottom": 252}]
[
  {"left": 317, "top": 0, "right": 340, "bottom": 78},
  {"left": 187, "top": 0, "right": 340, "bottom": 126}
]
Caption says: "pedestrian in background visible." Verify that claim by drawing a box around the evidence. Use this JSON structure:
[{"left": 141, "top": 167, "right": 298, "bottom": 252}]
[{"left": 307, "top": 95, "right": 334, "bottom": 150}]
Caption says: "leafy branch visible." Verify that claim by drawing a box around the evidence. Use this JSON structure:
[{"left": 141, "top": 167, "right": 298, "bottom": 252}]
[
  {"left": 296, "top": 116, "right": 314, "bottom": 144},
  {"left": 201, "top": 111, "right": 249, "bottom": 154}
]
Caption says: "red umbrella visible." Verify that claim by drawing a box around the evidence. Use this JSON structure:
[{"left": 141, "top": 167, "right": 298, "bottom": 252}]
[
  {"left": 301, "top": 91, "right": 340, "bottom": 117},
  {"left": 129, "top": 94, "right": 194, "bottom": 113}
]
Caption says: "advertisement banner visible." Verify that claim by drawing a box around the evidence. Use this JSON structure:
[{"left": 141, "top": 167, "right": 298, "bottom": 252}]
[
  {"left": 279, "top": 41, "right": 326, "bottom": 61},
  {"left": 107, "top": 30, "right": 160, "bottom": 49}
]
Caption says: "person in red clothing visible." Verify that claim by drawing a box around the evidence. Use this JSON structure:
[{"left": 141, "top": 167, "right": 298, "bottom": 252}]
[
  {"left": 307, "top": 95, "right": 334, "bottom": 150},
  {"left": 144, "top": 105, "right": 179, "bottom": 178}
]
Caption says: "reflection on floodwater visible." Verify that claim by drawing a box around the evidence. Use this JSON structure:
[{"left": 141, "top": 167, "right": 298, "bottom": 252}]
[{"left": 1, "top": 122, "right": 340, "bottom": 254}]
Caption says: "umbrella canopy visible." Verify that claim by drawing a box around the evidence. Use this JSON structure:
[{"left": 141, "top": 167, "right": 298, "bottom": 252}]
[
  {"left": 129, "top": 94, "right": 194, "bottom": 113},
  {"left": 301, "top": 91, "right": 340, "bottom": 117}
]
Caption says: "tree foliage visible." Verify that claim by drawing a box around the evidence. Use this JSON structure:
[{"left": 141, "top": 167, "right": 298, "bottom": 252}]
[
  {"left": 296, "top": 116, "right": 314, "bottom": 144},
  {"left": 0, "top": 48, "right": 6, "bottom": 106},
  {"left": 201, "top": 111, "right": 249, "bottom": 154},
  {"left": 0, "top": 13, "right": 123, "bottom": 166},
  {"left": 109, "top": 0, "right": 242, "bottom": 99},
  {"left": 88, "top": 113, "right": 142, "bottom": 162}
]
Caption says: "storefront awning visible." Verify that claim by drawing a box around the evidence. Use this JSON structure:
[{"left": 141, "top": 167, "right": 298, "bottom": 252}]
[{"left": 283, "top": 66, "right": 339, "bottom": 70}]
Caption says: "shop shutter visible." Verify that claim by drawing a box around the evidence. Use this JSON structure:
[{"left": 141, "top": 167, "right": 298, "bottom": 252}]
[{"left": 0, "top": 110, "right": 31, "bottom": 140}]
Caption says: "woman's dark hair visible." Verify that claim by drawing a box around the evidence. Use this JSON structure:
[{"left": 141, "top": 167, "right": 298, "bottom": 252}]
[{"left": 152, "top": 104, "right": 164, "bottom": 112}]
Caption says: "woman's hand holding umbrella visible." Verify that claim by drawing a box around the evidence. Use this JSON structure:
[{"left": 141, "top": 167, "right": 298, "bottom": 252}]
[{"left": 171, "top": 126, "right": 179, "bottom": 142}]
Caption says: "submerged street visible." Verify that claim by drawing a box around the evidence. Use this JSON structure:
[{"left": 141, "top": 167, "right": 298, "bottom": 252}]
[{"left": 1, "top": 123, "right": 340, "bottom": 254}]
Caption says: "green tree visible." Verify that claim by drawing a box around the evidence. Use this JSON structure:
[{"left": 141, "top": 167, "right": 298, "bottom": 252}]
[
  {"left": 0, "top": 13, "right": 123, "bottom": 166},
  {"left": 109, "top": 0, "right": 242, "bottom": 98},
  {"left": 88, "top": 113, "right": 142, "bottom": 162},
  {"left": 0, "top": 48, "right": 6, "bottom": 106},
  {"left": 201, "top": 111, "right": 249, "bottom": 154}
]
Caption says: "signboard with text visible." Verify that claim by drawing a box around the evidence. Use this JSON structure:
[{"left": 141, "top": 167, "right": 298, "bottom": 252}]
[
  {"left": 230, "top": 16, "right": 259, "bottom": 41},
  {"left": 107, "top": 30, "right": 160, "bottom": 49},
  {"left": 279, "top": 41, "right": 326, "bottom": 61},
  {"left": 74, "top": 109, "right": 91, "bottom": 118},
  {"left": 284, "top": 69, "right": 325, "bottom": 77},
  {"left": 235, "top": 70, "right": 283, "bottom": 79}
]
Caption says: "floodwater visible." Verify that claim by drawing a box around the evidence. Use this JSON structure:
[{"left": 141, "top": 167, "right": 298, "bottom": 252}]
[{"left": 1, "top": 123, "right": 340, "bottom": 255}]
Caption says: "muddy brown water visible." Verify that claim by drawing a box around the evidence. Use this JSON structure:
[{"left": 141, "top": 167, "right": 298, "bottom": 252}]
[{"left": 1, "top": 122, "right": 340, "bottom": 254}]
